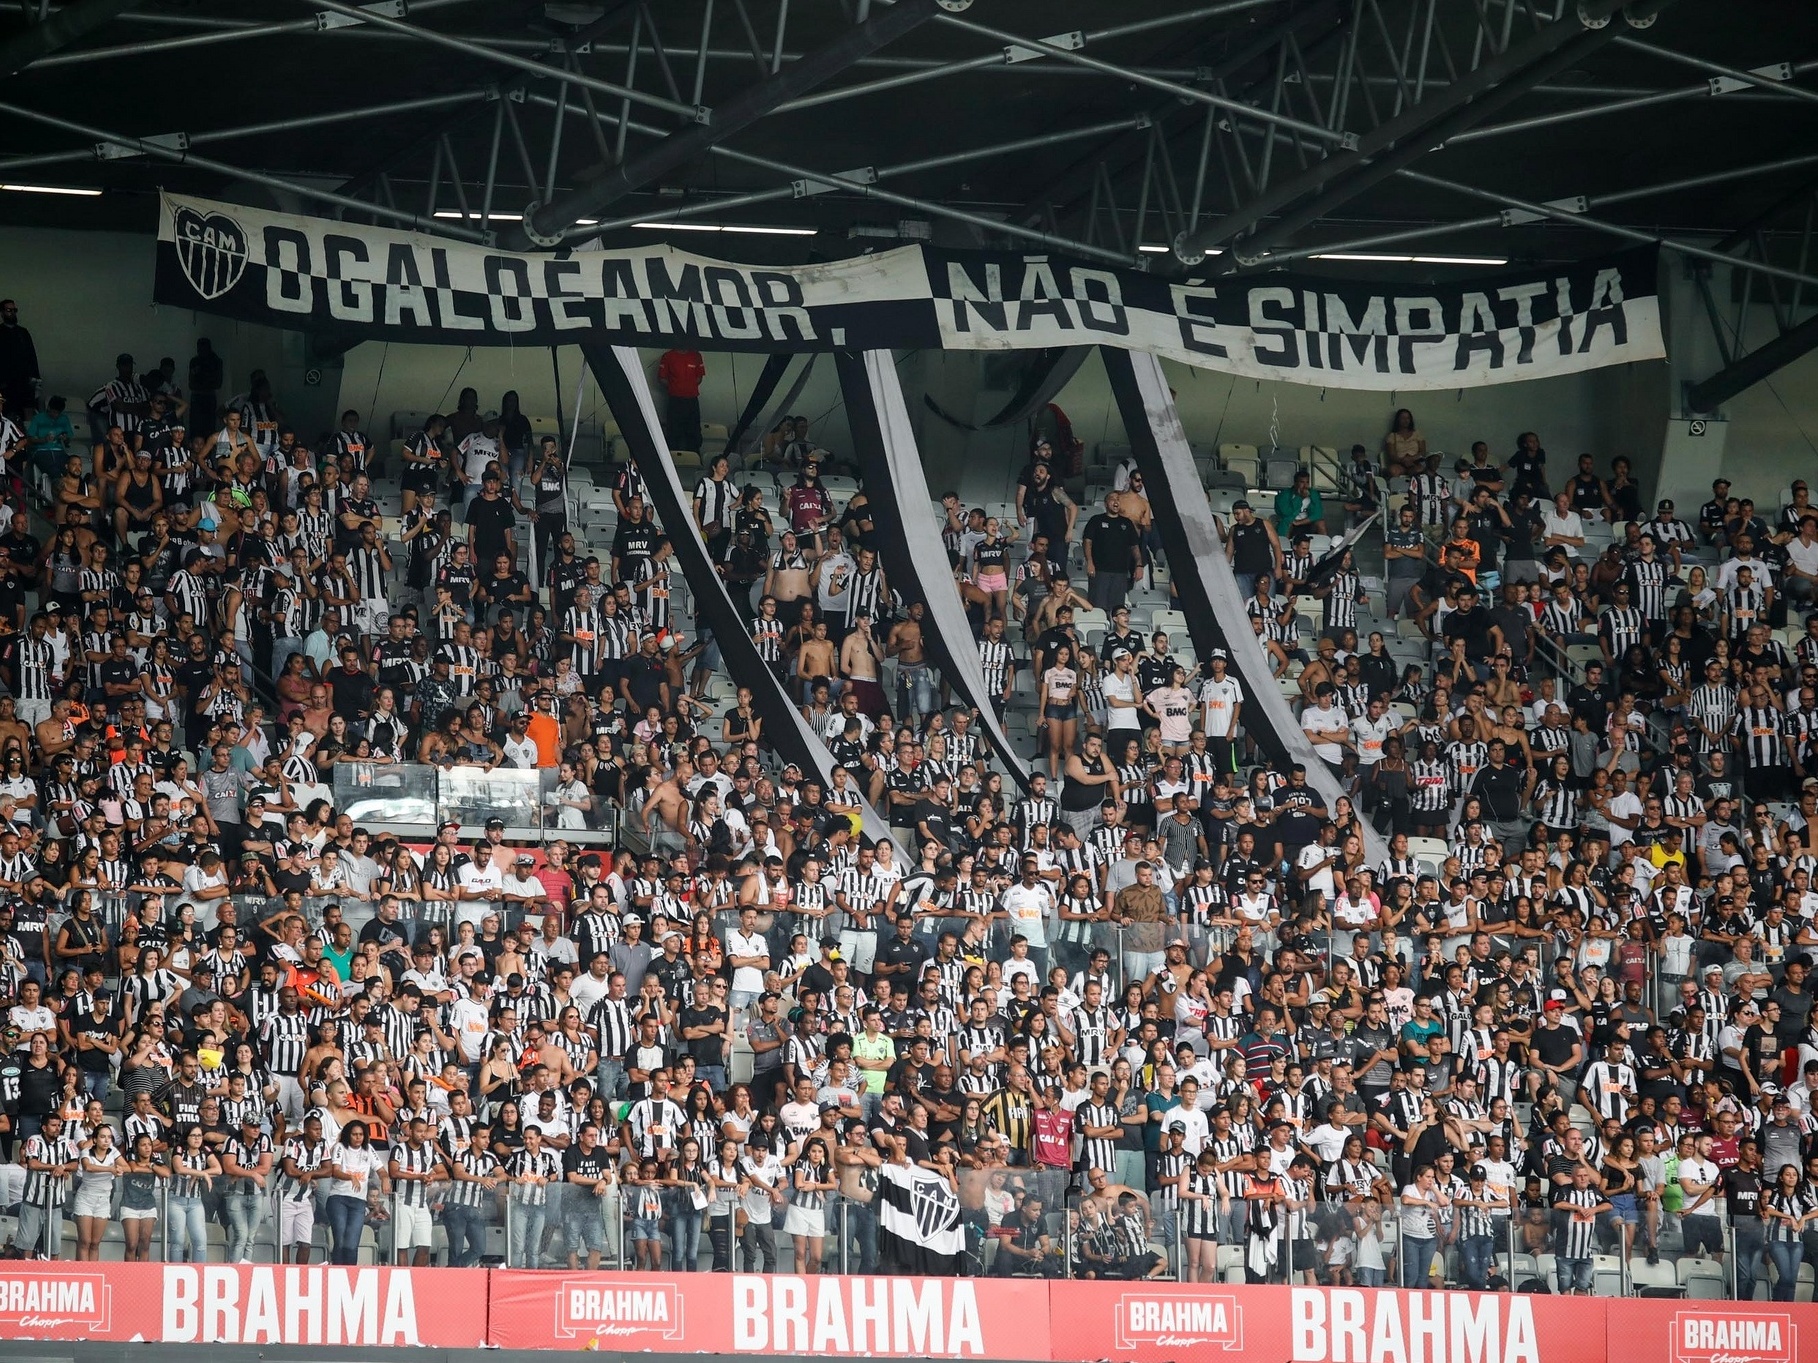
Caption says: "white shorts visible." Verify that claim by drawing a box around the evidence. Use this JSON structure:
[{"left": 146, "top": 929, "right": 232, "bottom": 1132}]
[
  {"left": 354, "top": 598, "right": 391, "bottom": 634},
  {"left": 15, "top": 699, "right": 48, "bottom": 729},
  {"left": 273, "top": 1075, "right": 305, "bottom": 1123},
  {"left": 281, "top": 1196, "right": 316, "bottom": 1246},
  {"left": 393, "top": 1202, "right": 434, "bottom": 1250}
]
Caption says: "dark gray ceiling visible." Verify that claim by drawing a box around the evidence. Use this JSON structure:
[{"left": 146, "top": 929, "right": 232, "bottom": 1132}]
[{"left": 1, "top": 0, "right": 1816, "bottom": 282}]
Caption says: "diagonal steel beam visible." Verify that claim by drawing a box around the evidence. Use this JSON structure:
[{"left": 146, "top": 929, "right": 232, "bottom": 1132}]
[
  {"left": 0, "top": 97, "right": 487, "bottom": 240},
  {"left": 517, "top": 0, "right": 942, "bottom": 246},
  {"left": 295, "top": 0, "right": 701, "bottom": 120},
  {"left": 0, "top": 0, "right": 137, "bottom": 76},
  {"left": 1177, "top": 0, "right": 1652, "bottom": 260},
  {"left": 1687, "top": 310, "right": 1818, "bottom": 412},
  {"left": 934, "top": 8, "right": 1356, "bottom": 148}
]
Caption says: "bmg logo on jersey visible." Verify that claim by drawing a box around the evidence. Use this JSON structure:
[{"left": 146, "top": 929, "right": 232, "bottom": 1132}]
[{"left": 174, "top": 205, "right": 249, "bottom": 300}]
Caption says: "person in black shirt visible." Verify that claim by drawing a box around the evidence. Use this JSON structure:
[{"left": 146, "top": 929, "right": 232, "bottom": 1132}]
[
  {"left": 464, "top": 471, "right": 518, "bottom": 566},
  {"left": 474, "top": 552, "right": 532, "bottom": 625},
  {"left": 1567, "top": 661, "right": 1614, "bottom": 730},
  {"left": 679, "top": 978, "right": 731, "bottom": 1091},
  {"left": 1722, "top": 1139, "right": 1767, "bottom": 1301},
  {"left": 1082, "top": 497, "right": 1141, "bottom": 612},
  {"left": 874, "top": 915, "right": 928, "bottom": 991},
  {"left": 1440, "top": 583, "right": 1503, "bottom": 670}
]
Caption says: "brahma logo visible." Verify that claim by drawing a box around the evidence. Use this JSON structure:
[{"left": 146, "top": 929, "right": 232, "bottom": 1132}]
[
  {"left": 1115, "top": 1292, "right": 1243, "bottom": 1351},
  {"left": 0, "top": 1269, "right": 112, "bottom": 1332},
  {"left": 555, "top": 1281, "right": 685, "bottom": 1341},
  {"left": 1672, "top": 1310, "right": 1795, "bottom": 1363}
]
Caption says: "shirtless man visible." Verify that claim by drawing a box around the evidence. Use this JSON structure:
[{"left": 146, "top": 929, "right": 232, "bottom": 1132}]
[
  {"left": 33, "top": 697, "right": 79, "bottom": 763},
  {"left": 839, "top": 616, "right": 888, "bottom": 718},
  {"left": 763, "top": 529, "right": 817, "bottom": 616},
  {"left": 643, "top": 758, "right": 693, "bottom": 858},
  {"left": 0, "top": 696, "right": 30, "bottom": 756},
  {"left": 1027, "top": 572, "right": 1089, "bottom": 641},
  {"left": 886, "top": 600, "right": 935, "bottom": 725},
  {"left": 795, "top": 619, "right": 838, "bottom": 702},
  {"left": 1120, "top": 476, "right": 1159, "bottom": 587}
]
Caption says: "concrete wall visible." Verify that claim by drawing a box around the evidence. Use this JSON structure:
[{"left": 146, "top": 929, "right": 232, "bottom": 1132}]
[{"left": 1021, "top": 348, "right": 1672, "bottom": 507}]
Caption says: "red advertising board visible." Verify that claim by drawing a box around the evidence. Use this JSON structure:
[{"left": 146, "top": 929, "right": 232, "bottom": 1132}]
[
  {"left": 1, "top": 1263, "right": 1815, "bottom": 1359},
  {"left": 487, "top": 1270, "right": 1052, "bottom": 1357},
  {"left": 1050, "top": 1282, "right": 1607, "bottom": 1363},
  {"left": 0, "top": 1263, "right": 487, "bottom": 1346},
  {"left": 1606, "top": 1298, "right": 1803, "bottom": 1363}
]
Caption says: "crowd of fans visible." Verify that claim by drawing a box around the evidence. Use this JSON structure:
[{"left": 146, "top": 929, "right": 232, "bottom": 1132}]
[{"left": 0, "top": 306, "right": 1811, "bottom": 1299}]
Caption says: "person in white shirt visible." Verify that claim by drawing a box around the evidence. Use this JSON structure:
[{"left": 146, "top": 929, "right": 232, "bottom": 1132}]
[
  {"left": 1000, "top": 861, "right": 1056, "bottom": 969},
  {"left": 1541, "top": 492, "right": 1586, "bottom": 559},
  {"left": 448, "top": 978, "right": 492, "bottom": 1064},
  {"left": 724, "top": 907, "right": 771, "bottom": 1009},
  {"left": 1159, "top": 1077, "right": 1211, "bottom": 1153},
  {"left": 1300, "top": 685, "right": 1350, "bottom": 769},
  {"left": 1349, "top": 697, "right": 1396, "bottom": 767},
  {"left": 1782, "top": 516, "right": 1818, "bottom": 604},
  {"left": 455, "top": 845, "right": 506, "bottom": 929}
]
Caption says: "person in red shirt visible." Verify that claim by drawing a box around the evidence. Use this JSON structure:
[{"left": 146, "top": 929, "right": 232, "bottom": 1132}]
[{"left": 655, "top": 349, "right": 705, "bottom": 454}]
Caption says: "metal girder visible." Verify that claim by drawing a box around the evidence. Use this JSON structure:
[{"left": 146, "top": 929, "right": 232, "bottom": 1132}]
[
  {"left": 1687, "top": 311, "right": 1818, "bottom": 412},
  {"left": 296, "top": 0, "right": 702, "bottom": 121},
  {"left": 575, "top": 115, "right": 1152, "bottom": 235},
  {"left": 771, "top": 0, "right": 1282, "bottom": 114},
  {"left": 517, "top": 0, "right": 942, "bottom": 246},
  {"left": 1451, "top": 58, "right": 1818, "bottom": 143},
  {"left": 26, "top": 0, "right": 483, "bottom": 67},
  {"left": 1401, "top": 167, "right": 1818, "bottom": 294},
  {"left": 0, "top": 0, "right": 137, "bottom": 76},
  {"left": 0, "top": 91, "right": 477, "bottom": 175},
  {"left": 1011, "top": 0, "right": 1352, "bottom": 235},
  {"left": 934, "top": 8, "right": 1356, "bottom": 149},
  {"left": 1179, "top": 0, "right": 1659, "bottom": 263},
  {"left": 0, "top": 97, "right": 487, "bottom": 240},
  {"left": 524, "top": 89, "right": 1139, "bottom": 265}
]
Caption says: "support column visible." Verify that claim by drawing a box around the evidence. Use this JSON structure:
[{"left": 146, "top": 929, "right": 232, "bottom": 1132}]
[
  {"left": 1653, "top": 256, "right": 1731, "bottom": 514},
  {"left": 579, "top": 341, "right": 902, "bottom": 852},
  {"left": 834, "top": 348, "right": 1032, "bottom": 790},
  {"left": 1097, "top": 345, "right": 1387, "bottom": 864}
]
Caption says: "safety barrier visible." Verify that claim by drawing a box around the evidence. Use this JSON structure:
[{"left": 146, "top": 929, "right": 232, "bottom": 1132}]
[{"left": 0, "top": 1263, "right": 1810, "bottom": 1360}]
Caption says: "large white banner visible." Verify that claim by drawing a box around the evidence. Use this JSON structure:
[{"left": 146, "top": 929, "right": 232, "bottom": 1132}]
[{"left": 155, "top": 192, "right": 1664, "bottom": 390}]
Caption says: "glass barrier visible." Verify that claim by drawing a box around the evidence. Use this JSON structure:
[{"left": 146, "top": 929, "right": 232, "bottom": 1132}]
[
  {"left": 441, "top": 765, "right": 555, "bottom": 831},
  {"left": 332, "top": 761, "right": 440, "bottom": 826},
  {"left": 17, "top": 1131, "right": 1782, "bottom": 1295}
]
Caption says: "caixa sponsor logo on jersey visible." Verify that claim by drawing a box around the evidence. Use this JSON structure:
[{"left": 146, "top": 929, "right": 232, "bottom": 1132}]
[
  {"left": 555, "top": 1280, "right": 685, "bottom": 1340},
  {"left": 1115, "top": 1292, "right": 1243, "bottom": 1350},
  {"left": 0, "top": 1269, "right": 111, "bottom": 1332},
  {"left": 1672, "top": 1310, "right": 1796, "bottom": 1363}
]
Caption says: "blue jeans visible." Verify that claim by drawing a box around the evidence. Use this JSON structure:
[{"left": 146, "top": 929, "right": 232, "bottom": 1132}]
[
  {"left": 223, "top": 1193, "right": 265, "bottom": 1262},
  {"left": 326, "top": 1194, "right": 368, "bottom": 1265},
  {"left": 1734, "top": 1221, "right": 1766, "bottom": 1301},
  {"left": 1556, "top": 1255, "right": 1593, "bottom": 1293},
  {"left": 1767, "top": 1239, "right": 1804, "bottom": 1301},
  {"left": 443, "top": 1203, "right": 487, "bottom": 1267},
  {"left": 671, "top": 1208, "right": 703, "bottom": 1271},
  {"left": 596, "top": 1059, "right": 627, "bottom": 1104},
  {"left": 845, "top": 1200, "right": 878, "bottom": 1273},
  {"left": 170, "top": 1194, "right": 208, "bottom": 1262},
  {"left": 79, "top": 1070, "right": 109, "bottom": 1103},
  {"left": 509, "top": 1201, "right": 547, "bottom": 1268},
  {"left": 1400, "top": 1235, "right": 1437, "bottom": 1287},
  {"left": 1458, "top": 1233, "right": 1494, "bottom": 1290}
]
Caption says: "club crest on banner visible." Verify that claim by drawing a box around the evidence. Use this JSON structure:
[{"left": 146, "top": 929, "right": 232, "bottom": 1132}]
[{"left": 173, "top": 205, "right": 250, "bottom": 300}]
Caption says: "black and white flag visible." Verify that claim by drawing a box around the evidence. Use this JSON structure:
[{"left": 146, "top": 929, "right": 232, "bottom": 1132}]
[
  {"left": 877, "top": 1161, "right": 964, "bottom": 1277},
  {"left": 154, "top": 193, "right": 1664, "bottom": 392}
]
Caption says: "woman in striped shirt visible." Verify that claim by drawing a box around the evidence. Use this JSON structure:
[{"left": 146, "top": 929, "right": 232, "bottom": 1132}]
[
  {"left": 168, "top": 1123, "right": 220, "bottom": 1263},
  {"left": 785, "top": 1135, "right": 837, "bottom": 1273},
  {"left": 1762, "top": 1163, "right": 1815, "bottom": 1299}
]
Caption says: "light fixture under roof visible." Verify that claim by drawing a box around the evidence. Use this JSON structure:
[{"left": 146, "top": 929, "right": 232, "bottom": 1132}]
[
  {"left": 1311, "top": 251, "right": 1507, "bottom": 265},
  {"left": 632, "top": 221, "right": 818, "bottom": 237},
  {"left": 1139, "top": 243, "right": 1223, "bottom": 255},
  {"left": 0, "top": 183, "right": 101, "bottom": 197}
]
